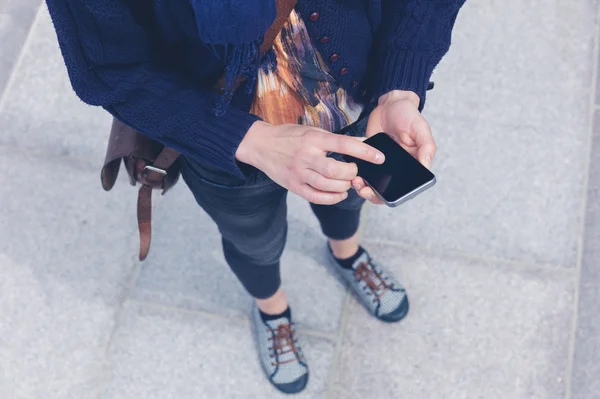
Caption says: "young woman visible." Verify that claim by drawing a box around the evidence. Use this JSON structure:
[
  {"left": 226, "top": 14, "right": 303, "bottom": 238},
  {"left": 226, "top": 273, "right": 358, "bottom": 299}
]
[{"left": 46, "top": 0, "right": 465, "bottom": 393}]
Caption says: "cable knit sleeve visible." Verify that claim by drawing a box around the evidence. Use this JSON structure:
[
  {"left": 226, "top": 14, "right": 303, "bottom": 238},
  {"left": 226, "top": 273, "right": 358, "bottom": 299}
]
[
  {"left": 370, "top": 0, "right": 466, "bottom": 110},
  {"left": 46, "top": 0, "right": 260, "bottom": 178}
]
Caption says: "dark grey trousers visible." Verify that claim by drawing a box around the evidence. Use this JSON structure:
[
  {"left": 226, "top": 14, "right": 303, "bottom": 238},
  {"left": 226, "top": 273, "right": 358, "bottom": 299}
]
[{"left": 180, "top": 118, "right": 367, "bottom": 299}]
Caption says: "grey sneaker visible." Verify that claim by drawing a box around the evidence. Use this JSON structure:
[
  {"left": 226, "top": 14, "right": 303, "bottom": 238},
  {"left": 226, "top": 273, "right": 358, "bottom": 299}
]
[
  {"left": 329, "top": 247, "right": 409, "bottom": 323},
  {"left": 251, "top": 305, "right": 309, "bottom": 394}
]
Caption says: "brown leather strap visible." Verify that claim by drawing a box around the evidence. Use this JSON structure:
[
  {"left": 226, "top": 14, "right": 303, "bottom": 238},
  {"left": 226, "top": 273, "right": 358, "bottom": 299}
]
[
  {"left": 153, "top": 146, "right": 181, "bottom": 171},
  {"left": 262, "top": 0, "right": 297, "bottom": 56},
  {"left": 137, "top": 185, "right": 153, "bottom": 261},
  {"left": 137, "top": 147, "right": 180, "bottom": 188},
  {"left": 134, "top": 146, "right": 180, "bottom": 260}
]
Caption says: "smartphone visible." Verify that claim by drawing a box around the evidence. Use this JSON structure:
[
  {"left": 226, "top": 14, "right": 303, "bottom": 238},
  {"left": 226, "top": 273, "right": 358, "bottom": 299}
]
[{"left": 343, "top": 133, "right": 436, "bottom": 207}]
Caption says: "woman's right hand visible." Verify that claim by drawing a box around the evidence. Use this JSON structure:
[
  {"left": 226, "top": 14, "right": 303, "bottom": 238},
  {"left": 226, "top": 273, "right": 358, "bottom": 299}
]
[{"left": 235, "top": 121, "right": 385, "bottom": 205}]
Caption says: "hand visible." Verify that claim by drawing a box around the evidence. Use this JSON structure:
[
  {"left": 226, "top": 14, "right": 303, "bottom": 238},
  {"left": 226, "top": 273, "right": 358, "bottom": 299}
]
[
  {"left": 236, "top": 122, "right": 385, "bottom": 205},
  {"left": 353, "top": 90, "right": 436, "bottom": 205}
]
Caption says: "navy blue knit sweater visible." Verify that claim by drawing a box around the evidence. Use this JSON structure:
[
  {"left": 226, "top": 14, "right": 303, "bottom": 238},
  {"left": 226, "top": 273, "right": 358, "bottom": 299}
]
[{"left": 46, "top": 0, "right": 465, "bottom": 178}]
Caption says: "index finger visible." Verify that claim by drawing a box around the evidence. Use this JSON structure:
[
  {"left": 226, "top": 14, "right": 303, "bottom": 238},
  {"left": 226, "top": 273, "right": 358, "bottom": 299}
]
[{"left": 322, "top": 135, "right": 384, "bottom": 164}]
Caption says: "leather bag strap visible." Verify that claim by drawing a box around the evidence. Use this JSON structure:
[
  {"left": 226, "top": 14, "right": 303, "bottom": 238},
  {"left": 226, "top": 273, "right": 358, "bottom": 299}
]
[
  {"left": 262, "top": 0, "right": 297, "bottom": 56},
  {"left": 135, "top": 146, "right": 181, "bottom": 260},
  {"left": 137, "top": 185, "right": 153, "bottom": 260}
]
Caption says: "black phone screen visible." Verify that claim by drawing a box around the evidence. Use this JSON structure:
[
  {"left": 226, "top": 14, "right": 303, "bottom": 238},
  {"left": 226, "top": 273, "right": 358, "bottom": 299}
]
[{"left": 343, "top": 133, "right": 435, "bottom": 203}]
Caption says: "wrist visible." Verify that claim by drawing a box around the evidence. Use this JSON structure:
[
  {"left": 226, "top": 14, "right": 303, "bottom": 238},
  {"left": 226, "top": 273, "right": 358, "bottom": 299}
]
[
  {"left": 378, "top": 90, "right": 420, "bottom": 108},
  {"left": 235, "top": 120, "right": 272, "bottom": 168}
]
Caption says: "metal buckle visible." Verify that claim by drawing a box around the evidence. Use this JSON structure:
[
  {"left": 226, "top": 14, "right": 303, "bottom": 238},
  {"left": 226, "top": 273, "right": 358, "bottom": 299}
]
[
  {"left": 143, "top": 165, "right": 167, "bottom": 177},
  {"left": 141, "top": 165, "right": 168, "bottom": 188}
]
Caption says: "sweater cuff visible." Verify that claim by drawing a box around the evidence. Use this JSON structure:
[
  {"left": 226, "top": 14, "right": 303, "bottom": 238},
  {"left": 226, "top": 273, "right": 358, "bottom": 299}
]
[
  {"left": 192, "top": 109, "right": 261, "bottom": 180},
  {"left": 371, "top": 50, "right": 435, "bottom": 112}
]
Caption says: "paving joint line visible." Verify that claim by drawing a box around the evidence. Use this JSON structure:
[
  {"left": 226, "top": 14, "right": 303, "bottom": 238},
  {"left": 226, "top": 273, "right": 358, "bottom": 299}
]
[
  {"left": 0, "top": 2, "right": 43, "bottom": 113},
  {"left": 94, "top": 253, "right": 143, "bottom": 399},
  {"left": 127, "top": 298, "right": 339, "bottom": 341},
  {"left": 563, "top": 3, "right": 600, "bottom": 398},
  {"left": 104, "top": 258, "right": 145, "bottom": 357},
  {"left": 0, "top": 3, "right": 108, "bottom": 173},
  {"left": 324, "top": 292, "right": 351, "bottom": 399},
  {"left": 94, "top": 194, "right": 158, "bottom": 398},
  {"left": 364, "top": 237, "right": 580, "bottom": 275},
  {"left": 324, "top": 202, "right": 372, "bottom": 399}
]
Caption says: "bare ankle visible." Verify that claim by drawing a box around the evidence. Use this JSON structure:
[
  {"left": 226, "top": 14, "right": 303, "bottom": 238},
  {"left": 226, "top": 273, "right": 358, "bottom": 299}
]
[
  {"left": 256, "top": 288, "right": 289, "bottom": 315},
  {"left": 329, "top": 232, "right": 360, "bottom": 259}
]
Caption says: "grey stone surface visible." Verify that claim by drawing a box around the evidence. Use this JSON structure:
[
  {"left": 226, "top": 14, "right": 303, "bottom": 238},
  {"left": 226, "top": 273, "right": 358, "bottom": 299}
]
[
  {"left": 572, "top": 110, "right": 600, "bottom": 399},
  {"left": 364, "top": 116, "right": 585, "bottom": 266},
  {"left": 100, "top": 301, "right": 334, "bottom": 399},
  {"left": 0, "top": 148, "right": 138, "bottom": 399},
  {"left": 0, "top": 0, "right": 41, "bottom": 13},
  {"left": 0, "top": 7, "right": 113, "bottom": 163},
  {"left": 0, "top": 14, "right": 24, "bottom": 90},
  {"left": 572, "top": 336, "right": 600, "bottom": 399},
  {"left": 0, "top": 1, "right": 40, "bottom": 96},
  {"left": 333, "top": 243, "right": 575, "bottom": 399},
  {"left": 133, "top": 188, "right": 346, "bottom": 334},
  {"left": 1, "top": 0, "right": 599, "bottom": 397},
  {"left": 426, "top": 0, "right": 596, "bottom": 127},
  {"left": 365, "top": 0, "right": 597, "bottom": 266}
]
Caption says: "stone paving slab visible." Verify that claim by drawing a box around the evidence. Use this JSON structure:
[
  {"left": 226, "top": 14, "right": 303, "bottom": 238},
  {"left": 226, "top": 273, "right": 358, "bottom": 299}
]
[
  {"left": 133, "top": 186, "right": 347, "bottom": 334},
  {"left": 0, "top": 0, "right": 598, "bottom": 398},
  {"left": 332, "top": 243, "right": 576, "bottom": 399},
  {"left": 365, "top": 0, "right": 596, "bottom": 267},
  {"left": 0, "top": 148, "right": 138, "bottom": 399},
  {"left": 427, "top": 0, "right": 596, "bottom": 126},
  {"left": 100, "top": 301, "right": 335, "bottom": 399},
  {"left": 572, "top": 109, "right": 600, "bottom": 399},
  {"left": 0, "top": 0, "right": 40, "bottom": 96},
  {"left": 364, "top": 115, "right": 586, "bottom": 266},
  {"left": 0, "top": 0, "right": 41, "bottom": 12},
  {"left": 0, "top": 7, "right": 113, "bottom": 163}
]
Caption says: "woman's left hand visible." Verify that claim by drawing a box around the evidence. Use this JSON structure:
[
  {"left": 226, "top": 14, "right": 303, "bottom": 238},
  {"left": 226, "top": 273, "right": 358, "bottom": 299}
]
[{"left": 352, "top": 90, "right": 436, "bottom": 204}]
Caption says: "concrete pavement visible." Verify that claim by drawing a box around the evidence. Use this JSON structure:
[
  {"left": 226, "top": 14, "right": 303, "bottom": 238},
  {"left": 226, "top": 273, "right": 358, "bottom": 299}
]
[{"left": 1, "top": 1, "right": 599, "bottom": 398}]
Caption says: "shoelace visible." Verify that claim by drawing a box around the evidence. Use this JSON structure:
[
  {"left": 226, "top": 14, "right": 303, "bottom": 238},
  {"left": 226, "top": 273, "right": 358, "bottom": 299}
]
[
  {"left": 267, "top": 323, "right": 300, "bottom": 367},
  {"left": 354, "top": 260, "right": 393, "bottom": 302}
]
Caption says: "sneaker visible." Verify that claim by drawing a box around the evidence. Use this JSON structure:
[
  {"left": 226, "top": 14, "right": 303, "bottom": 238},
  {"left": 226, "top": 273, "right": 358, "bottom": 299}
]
[
  {"left": 251, "top": 305, "right": 309, "bottom": 394},
  {"left": 329, "top": 246, "right": 409, "bottom": 323}
]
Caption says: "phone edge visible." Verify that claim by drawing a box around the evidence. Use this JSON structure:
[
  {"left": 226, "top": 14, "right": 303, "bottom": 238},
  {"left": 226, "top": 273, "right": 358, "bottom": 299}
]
[{"left": 384, "top": 176, "right": 437, "bottom": 208}]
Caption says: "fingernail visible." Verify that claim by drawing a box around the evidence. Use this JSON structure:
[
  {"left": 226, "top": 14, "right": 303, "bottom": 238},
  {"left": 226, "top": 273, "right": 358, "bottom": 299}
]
[
  {"left": 342, "top": 192, "right": 348, "bottom": 199},
  {"left": 375, "top": 152, "right": 384, "bottom": 163}
]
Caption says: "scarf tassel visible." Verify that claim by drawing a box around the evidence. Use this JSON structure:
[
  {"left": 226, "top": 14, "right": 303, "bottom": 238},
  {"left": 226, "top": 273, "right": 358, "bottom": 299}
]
[
  {"left": 214, "top": 40, "right": 261, "bottom": 116},
  {"left": 213, "top": 41, "right": 280, "bottom": 116}
]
